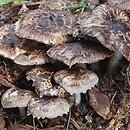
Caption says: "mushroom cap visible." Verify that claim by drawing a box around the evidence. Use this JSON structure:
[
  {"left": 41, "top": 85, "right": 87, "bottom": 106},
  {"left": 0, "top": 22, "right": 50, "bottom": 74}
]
[
  {"left": 28, "top": 97, "right": 70, "bottom": 119},
  {"left": 1, "top": 87, "right": 35, "bottom": 108},
  {"left": 54, "top": 69, "right": 99, "bottom": 95},
  {"left": 15, "top": 9, "right": 76, "bottom": 45},
  {"left": 39, "top": 85, "right": 66, "bottom": 98},
  {"left": 0, "top": 24, "right": 26, "bottom": 59},
  {"left": 47, "top": 41, "right": 113, "bottom": 67},
  {"left": 26, "top": 67, "right": 53, "bottom": 94},
  {"left": 14, "top": 45, "right": 50, "bottom": 66},
  {"left": 107, "top": 0, "right": 130, "bottom": 11},
  {"left": 79, "top": 4, "right": 130, "bottom": 61}
]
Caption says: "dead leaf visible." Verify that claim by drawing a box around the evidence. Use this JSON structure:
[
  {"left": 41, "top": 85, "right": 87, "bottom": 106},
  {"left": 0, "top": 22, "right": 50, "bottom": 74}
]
[
  {"left": 0, "top": 74, "right": 15, "bottom": 88},
  {"left": 88, "top": 87, "right": 112, "bottom": 120}
]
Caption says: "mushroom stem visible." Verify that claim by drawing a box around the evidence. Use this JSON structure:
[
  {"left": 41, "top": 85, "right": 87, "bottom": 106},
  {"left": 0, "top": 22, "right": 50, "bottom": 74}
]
[
  {"left": 73, "top": 63, "right": 86, "bottom": 69},
  {"left": 89, "top": 62, "right": 100, "bottom": 75},
  {"left": 19, "top": 107, "right": 26, "bottom": 117},
  {"left": 74, "top": 94, "right": 81, "bottom": 105},
  {"left": 33, "top": 118, "right": 36, "bottom": 130},
  {"left": 107, "top": 51, "right": 123, "bottom": 75}
]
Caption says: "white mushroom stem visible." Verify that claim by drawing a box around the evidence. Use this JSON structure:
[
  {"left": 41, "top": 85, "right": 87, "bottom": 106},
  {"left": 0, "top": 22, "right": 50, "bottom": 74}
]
[
  {"left": 74, "top": 94, "right": 81, "bottom": 105},
  {"left": 107, "top": 51, "right": 123, "bottom": 75},
  {"left": 19, "top": 107, "right": 26, "bottom": 117}
]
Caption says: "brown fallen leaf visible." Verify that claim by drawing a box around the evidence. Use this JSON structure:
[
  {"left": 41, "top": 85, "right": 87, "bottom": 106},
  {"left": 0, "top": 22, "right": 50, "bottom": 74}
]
[
  {"left": 88, "top": 87, "right": 112, "bottom": 120},
  {"left": 0, "top": 74, "right": 15, "bottom": 88}
]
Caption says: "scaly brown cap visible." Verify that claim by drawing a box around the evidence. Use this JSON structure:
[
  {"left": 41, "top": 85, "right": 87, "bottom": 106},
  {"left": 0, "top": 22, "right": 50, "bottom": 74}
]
[
  {"left": 54, "top": 68, "right": 99, "bottom": 95},
  {"left": 26, "top": 66, "right": 54, "bottom": 95},
  {"left": 47, "top": 41, "right": 113, "bottom": 67},
  {"left": 28, "top": 97, "right": 70, "bottom": 119},
  {"left": 0, "top": 24, "right": 26, "bottom": 59},
  {"left": 15, "top": 9, "right": 76, "bottom": 45},
  {"left": 79, "top": 4, "right": 130, "bottom": 61},
  {"left": 14, "top": 45, "right": 50, "bottom": 65},
  {"left": 1, "top": 87, "right": 35, "bottom": 108}
]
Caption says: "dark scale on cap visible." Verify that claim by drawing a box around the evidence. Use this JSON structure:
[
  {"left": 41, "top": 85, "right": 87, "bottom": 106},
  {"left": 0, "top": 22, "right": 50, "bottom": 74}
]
[
  {"left": 105, "top": 20, "right": 128, "bottom": 32},
  {"left": 38, "top": 17, "right": 50, "bottom": 29},
  {"left": 56, "top": 18, "right": 64, "bottom": 27},
  {"left": 1, "top": 24, "right": 21, "bottom": 48}
]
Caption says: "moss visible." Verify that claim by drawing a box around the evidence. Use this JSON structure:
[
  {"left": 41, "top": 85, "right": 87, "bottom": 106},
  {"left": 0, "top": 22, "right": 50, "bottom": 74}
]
[{"left": 0, "top": 0, "right": 23, "bottom": 5}]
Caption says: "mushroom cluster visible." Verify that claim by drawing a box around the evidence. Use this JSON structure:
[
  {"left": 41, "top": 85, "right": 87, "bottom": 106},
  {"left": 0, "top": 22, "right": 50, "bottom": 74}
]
[{"left": 0, "top": 0, "right": 129, "bottom": 126}]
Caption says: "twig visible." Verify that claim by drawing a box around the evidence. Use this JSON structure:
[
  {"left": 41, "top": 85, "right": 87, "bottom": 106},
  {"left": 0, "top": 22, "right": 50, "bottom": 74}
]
[
  {"left": 110, "top": 91, "right": 117, "bottom": 105},
  {"left": 70, "top": 118, "right": 81, "bottom": 130},
  {"left": 33, "top": 117, "right": 36, "bottom": 130},
  {"left": 66, "top": 109, "right": 71, "bottom": 130}
]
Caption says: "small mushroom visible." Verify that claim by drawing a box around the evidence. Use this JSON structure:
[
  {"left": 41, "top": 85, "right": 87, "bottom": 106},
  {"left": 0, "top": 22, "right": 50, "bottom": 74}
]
[
  {"left": 28, "top": 97, "right": 70, "bottom": 119},
  {"left": 0, "top": 24, "right": 26, "bottom": 59},
  {"left": 26, "top": 67, "right": 54, "bottom": 95},
  {"left": 1, "top": 87, "right": 34, "bottom": 108},
  {"left": 1, "top": 87, "right": 35, "bottom": 116},
  {"left": 79, "top": 4, "right": 130, "bottom": 61},
  {"left": 14, "top": 45, "right": 50, "bottom": 66},
  {"left": 47, "top": 41, "right": 112, "bottom": 68},
  {"left": 15, "top": 9, "right": 76, "bottom": 45},
  {"left": 54, "top": 68, "right": 99, "bottom": 104},
  {"left": 107, "top": 0, "right": 130, "bottom": 12}
]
